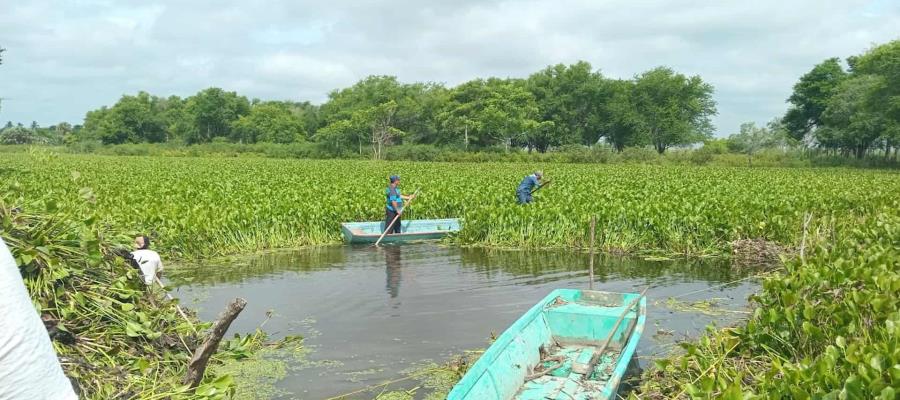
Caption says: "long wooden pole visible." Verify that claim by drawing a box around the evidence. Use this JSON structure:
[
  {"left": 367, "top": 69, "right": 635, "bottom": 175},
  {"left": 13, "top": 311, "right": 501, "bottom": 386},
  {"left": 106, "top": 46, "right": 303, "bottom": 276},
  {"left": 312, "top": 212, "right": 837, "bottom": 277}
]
[
  {"left": 155, "top": 277, "right": 197, "bottom": 333},
  {"left": 374, "top": 188, "right": 420, "bottom": 247},
  {"left": 589, "top": 216, "right": 596, "bottom": 290},
  {"left": 575, "top": 286, "right": 649, "bottom": 375},
  {"left": 530, "top": 180, "right": 552, "bottom": 195}
]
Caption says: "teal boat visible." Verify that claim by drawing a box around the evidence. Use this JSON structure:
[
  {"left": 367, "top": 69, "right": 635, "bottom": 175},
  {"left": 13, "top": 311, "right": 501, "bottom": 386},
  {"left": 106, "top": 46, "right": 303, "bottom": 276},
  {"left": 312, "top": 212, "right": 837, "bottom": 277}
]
[
  {"left": 340, "top": 218, "right": 460, "bottom": 244},
  {"left": 448, "top": 289, "right": 647, "bottom": 400}
]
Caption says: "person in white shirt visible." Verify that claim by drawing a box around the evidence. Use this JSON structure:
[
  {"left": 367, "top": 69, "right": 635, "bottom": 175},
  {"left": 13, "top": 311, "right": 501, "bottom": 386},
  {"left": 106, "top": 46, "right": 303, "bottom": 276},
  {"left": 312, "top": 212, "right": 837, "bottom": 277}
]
[
  {"left": 131, "top": 235, "right": 163, "bottom": 286},
  {"left": 0, "top": 237, "right": 79, "bottom": 400}
]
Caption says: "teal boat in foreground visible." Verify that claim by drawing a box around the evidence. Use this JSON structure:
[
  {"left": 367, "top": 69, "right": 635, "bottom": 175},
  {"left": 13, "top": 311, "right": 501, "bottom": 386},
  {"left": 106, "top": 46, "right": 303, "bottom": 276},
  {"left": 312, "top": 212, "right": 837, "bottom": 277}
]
[
  {"left": 448, "top": 289, "right": 647, "bottom": 400},
  {"left": 340, "top": 218, "right": 460, "bottom": 244}
]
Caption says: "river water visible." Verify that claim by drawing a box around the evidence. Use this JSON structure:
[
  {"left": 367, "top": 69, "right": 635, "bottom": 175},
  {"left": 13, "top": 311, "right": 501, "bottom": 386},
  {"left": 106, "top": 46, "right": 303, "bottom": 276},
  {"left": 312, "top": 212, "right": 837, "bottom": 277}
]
[{"left": 170, "top": 243, "right": 758, "bottom": 399}]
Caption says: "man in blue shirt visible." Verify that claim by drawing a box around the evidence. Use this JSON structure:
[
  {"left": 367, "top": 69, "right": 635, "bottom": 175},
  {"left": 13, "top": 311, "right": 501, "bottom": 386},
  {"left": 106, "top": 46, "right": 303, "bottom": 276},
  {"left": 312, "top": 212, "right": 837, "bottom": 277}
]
[
  {"left": 516, "top": 171, "right": 543, "bottom": 204},
  {"left": 385, "top": 175, "right": 416, "bottom": 234}
]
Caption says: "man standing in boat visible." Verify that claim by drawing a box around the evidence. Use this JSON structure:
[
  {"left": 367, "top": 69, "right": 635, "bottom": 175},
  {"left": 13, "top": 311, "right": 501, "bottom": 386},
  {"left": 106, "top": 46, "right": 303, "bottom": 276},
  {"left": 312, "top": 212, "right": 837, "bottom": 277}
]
[
  {"left": 516, "top": 171, "right": 544, "bottom": 204},
  {"left": 385, "top": 175, "right": 416, "bottom": 234}
]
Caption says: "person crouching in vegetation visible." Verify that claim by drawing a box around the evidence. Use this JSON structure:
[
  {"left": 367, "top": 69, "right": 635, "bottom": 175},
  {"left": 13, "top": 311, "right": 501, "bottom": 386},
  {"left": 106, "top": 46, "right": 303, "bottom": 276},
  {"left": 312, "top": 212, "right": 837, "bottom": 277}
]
[
  {"left": 516, "top": 171, "right": 543, "bottom": 204},
  {"left": 130, "top": 235, "right": 163, "bottom": 285},
  {"left": 385, "top": 175, "right": 416, "bottom": 234}
]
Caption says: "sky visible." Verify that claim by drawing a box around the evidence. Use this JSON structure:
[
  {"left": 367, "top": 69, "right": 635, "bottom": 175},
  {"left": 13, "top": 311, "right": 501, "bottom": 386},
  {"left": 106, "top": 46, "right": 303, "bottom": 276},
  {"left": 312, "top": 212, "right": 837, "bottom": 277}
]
[{"left": 0, "top": 0, "right": 898, "bottom": 136}]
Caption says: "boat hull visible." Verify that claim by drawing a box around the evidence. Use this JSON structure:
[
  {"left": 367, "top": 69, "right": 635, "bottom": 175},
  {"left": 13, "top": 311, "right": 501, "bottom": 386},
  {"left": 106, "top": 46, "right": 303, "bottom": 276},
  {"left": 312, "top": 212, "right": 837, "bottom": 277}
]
[
  {"left": 340, "top": 218, "right": 460, "bottom": 244},
  {"left": 448, "top": 289, "right": 646, "bottom": 400}
]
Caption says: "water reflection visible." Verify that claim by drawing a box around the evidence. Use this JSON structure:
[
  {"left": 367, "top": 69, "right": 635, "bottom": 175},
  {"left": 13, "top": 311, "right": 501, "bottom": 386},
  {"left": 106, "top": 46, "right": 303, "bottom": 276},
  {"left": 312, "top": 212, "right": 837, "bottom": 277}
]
[
  {"left": 458, "top": 248, "right": 748, "bottom": 284},
  {"left": 384, "top": 246, "right": 402, "bottom": 298},
  {"left": 168, "top": 246, "right": 347, "bottom": 286},
  {"left": 171, "top": 245, "right": 752, "bottom": 290}
]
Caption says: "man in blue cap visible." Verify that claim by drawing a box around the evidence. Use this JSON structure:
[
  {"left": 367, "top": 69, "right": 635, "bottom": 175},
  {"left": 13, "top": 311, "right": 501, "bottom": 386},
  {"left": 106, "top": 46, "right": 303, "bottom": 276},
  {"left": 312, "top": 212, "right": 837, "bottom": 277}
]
[
  {"left": 385, "top": 175, "right": 416, "bottom": 234},
  {"left": 516, "top": 170, "right": 543, "bottom": 204}
]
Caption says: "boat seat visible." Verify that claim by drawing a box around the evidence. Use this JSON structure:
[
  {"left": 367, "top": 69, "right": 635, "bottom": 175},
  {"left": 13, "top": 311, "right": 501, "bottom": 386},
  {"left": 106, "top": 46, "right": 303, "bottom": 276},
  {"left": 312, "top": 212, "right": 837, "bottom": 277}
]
[{"left": 544, "top": 302, "right": 637, "bottom": 347}]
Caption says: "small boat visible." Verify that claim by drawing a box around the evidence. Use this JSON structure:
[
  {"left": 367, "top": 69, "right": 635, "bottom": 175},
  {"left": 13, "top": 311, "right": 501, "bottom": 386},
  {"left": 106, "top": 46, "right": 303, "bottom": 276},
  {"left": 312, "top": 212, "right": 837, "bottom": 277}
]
[
  {"left": 340, "top": 218, "right": 461, "bottom": 244},
  {"left": 448, "top": 289, "right": 647, "bottom": 400}
]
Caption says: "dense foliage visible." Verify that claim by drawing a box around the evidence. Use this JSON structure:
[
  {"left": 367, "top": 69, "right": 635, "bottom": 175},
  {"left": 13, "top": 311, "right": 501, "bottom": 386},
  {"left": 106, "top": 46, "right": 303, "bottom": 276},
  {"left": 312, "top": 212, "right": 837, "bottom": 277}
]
[
  {"left": 0, "top": 187, "right": 251, "bottom": 399},
  {"left": 4, "top": 62, "right": 716, "bottom": 157},
  {"left": 783, "top": 39, "right": 900, "bottom": 158},
  {"left": 2, "top": 153, "right": 897, "bottom": 259},
  {"left": 634, "top": 209, "right": 899, "bottom": 399}
]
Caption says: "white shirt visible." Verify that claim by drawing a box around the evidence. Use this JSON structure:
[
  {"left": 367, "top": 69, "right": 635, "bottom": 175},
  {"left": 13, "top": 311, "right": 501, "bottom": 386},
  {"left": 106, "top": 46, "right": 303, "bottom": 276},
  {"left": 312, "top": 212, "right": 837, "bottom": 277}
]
[
  {"left": 0, "top": 237, "right": 79, "bottom": 400},
  {"left": 131, "top": 249, "right": 163, "bottom": 285}
]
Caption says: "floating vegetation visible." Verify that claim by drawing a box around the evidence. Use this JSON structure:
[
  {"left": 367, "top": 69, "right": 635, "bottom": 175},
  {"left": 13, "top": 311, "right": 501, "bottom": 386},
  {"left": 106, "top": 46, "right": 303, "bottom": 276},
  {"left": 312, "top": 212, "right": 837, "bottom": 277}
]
[
  {"left": 210, "top": 332, "right": 305, "bottom": 400},
  {"left": 3, "top": 154, "right": 899, "bottom": 259},
  {"left": 658, "top": 297, "right": 751, "bottom": 317}
]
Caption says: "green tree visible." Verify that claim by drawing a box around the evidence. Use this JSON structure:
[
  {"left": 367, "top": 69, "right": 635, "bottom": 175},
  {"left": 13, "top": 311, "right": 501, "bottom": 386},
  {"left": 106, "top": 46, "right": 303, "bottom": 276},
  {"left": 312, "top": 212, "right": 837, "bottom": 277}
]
[
  {"left": 231, "top": 102, "right": 306, "bottom": 144},
  {"left": 782, "top": 58, "right": 848, "bottom": 141},
  {"left": 632, "top": 67, "right": 717, "bottom": 153},
  {"left": 402, "top": 83, "right": 447, "bottom": 145},
  {"left": 851, "top": 39, "right": 900, "bottom": 159},
  {"left": 821, "top": 75, "right": 887, "bottom": 158},
  {"left": 526, "top": 61, "right": 606, "bottom": 147},
  {"left": 598, "top": 79, "right": 642, "bottom": 152},
  {"left": 157, "top": 96, "right": 191, "bottom": 143},
  {"left": 287, "top": 101, "right": 323, "bottom": 140},
  {"left": 80, "top": 92, "right": 168, "bottom": 144},
  {"left": 726, "top": 122, "right": 780, "bottom": 165},
  {"left": 438, "top": 78, "right": 546, "bottom": 151},
  {"left": 317, "top": 76, "right": 439, "bottom": 158},
  {"left": 184, "top": 88, "right": 250, "bottom": 143},
  {"left": 0, "top": 126, "right": 42, "bottom": 144},
  {"left": 314, "top": 119, "right": 356, "bottom": 154}
]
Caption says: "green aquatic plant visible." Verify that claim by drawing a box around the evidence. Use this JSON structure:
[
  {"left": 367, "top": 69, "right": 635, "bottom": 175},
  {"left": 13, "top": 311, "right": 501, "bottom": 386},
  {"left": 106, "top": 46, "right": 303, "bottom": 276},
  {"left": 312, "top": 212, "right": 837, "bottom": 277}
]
[
  {"left": 2, "top": 153, "right": 898, "bottom": 258},
  {"left": 0, "top": 191, "right": 291, "bottom": 399},
  {"left": 633, "top": 211, "right": 900, "bottom": 398}
]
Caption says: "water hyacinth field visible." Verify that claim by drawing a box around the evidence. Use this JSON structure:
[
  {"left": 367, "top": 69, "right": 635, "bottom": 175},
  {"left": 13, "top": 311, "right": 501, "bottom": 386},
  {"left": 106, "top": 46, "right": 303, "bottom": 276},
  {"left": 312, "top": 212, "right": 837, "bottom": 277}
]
[
  {"left": 2, "top": 151, "right": 899, "bottom": 399},
  {"left": 2, "top": 152, "right": 898, "bottom": 258}
]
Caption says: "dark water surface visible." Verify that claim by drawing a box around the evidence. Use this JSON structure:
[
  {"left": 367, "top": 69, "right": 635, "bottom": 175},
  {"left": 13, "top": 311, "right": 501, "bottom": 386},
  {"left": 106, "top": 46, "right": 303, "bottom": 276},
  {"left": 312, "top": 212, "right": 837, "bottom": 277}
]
[{"left": 170, "top": 244, "right": 758, "bottom": 399}]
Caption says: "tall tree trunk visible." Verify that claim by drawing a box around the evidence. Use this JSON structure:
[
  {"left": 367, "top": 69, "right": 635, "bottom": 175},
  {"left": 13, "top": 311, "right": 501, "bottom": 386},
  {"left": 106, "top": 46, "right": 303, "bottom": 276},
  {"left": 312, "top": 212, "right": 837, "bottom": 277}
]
[{"left": 464, "top": 124, "right": 468, "bottom": 150}]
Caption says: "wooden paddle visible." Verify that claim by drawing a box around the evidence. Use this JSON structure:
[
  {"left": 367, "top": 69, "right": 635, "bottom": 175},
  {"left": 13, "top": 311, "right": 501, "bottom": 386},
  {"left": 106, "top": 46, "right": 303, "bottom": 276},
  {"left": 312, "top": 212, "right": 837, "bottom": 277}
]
[
  {"left": 374, "top": 188, "right": 420, "bottom": 247},
  {"left": 572, "top": 286, "right": 648, "bottom": 375}
]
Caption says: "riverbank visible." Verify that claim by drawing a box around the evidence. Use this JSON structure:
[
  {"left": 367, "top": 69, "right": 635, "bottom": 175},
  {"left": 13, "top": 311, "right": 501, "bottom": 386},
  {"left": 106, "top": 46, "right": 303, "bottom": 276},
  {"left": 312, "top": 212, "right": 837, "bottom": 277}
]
[
  {"left": 0, "top": 196, "right": 277, "bottom": 399},
  {"left": 631, "top": 210, "right": 899, "bottom": 398}
]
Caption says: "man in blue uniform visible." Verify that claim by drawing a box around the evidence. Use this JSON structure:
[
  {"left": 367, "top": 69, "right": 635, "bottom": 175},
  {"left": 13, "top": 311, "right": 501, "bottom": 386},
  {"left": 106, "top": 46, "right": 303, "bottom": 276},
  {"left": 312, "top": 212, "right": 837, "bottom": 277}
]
[
  {"left": 516, "top": 171, "right": 543, "bottom": 204},
  {"left": 385, "top": 175, "right": 416, "bottom": 234}
]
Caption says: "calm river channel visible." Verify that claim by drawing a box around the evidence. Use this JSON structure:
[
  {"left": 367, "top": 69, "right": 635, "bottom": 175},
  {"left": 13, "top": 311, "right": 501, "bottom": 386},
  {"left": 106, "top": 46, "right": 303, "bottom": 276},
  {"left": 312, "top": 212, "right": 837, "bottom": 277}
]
[{"left": 170, "top": 243, "right": 758, "bottom": 399}]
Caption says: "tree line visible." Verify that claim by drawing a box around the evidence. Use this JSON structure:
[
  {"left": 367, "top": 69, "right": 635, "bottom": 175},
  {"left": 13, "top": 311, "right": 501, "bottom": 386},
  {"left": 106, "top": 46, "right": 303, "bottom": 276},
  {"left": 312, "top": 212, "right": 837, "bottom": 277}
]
[
  {"left": 1, "top": 39, "right": 898, "bottom": 161},
  {"left": 2, "top": 61, "right": 718, "bottom": 157},
  {"left": 782, "top": 39, "right": 899, "bottom": 158}
]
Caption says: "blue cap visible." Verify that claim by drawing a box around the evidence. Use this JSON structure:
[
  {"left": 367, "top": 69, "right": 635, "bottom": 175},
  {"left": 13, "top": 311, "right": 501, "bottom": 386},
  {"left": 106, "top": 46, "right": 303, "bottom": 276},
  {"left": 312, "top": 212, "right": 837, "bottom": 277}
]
[{"left": 389, "top": 175, "right": 400, "bottom": 183}]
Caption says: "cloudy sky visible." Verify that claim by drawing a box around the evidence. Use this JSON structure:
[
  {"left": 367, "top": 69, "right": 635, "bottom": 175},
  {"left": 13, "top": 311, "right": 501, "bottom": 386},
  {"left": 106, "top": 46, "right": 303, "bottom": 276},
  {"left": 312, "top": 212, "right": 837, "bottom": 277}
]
[{"left": 0, "top": 0, "right": 898, "bottom": 135}]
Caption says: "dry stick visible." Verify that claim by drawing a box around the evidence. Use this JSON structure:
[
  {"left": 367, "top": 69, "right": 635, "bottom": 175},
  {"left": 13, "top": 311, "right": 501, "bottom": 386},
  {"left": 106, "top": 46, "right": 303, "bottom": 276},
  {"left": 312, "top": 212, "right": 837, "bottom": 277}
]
[
  {"left": 589, "top": 216, "right": 596, "bottom": 290},
  {"left": 183, "top": 297, "right": 247, "bottom": 389},
  {"left": 374, "top": 188, "right": 420, "bottom": 247},
  {"left": 800, "top": 212, "right": 812, "bottom": 263},
  {"left": 577, "top": 287, "right": 649, "bottom": 376},
  {"left": 525, "top": 355, "right": 567, "bottom": 381}
]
